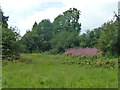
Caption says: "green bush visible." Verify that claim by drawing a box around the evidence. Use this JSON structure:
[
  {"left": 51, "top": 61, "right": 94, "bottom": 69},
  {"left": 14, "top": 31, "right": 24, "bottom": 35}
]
[
  {"left": 50, "top": 31, "right": 79, "bottom": 54},
  {"left": 61, "top": 55, "right": 118, "bottom": 68},
  {"left": 2, "top": 27, "right": 21, "bottom": 59}
]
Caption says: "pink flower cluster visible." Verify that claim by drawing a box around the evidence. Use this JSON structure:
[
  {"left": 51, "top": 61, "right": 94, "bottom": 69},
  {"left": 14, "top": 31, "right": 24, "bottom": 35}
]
[{"left": 64, "top": 48, "right": 101, "bottom": 57}]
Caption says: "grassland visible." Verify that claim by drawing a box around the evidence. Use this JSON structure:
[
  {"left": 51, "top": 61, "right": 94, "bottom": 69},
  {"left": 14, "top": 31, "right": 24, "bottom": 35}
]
[
  {"left": 2, "top": 53, "right": 118, "bottom": 88},
  {"left": 0, "top": 60, "right": 2, "bottom": 89}
]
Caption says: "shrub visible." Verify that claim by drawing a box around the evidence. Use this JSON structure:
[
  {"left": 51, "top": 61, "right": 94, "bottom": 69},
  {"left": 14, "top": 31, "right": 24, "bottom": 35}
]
[
  {"left": 50, "top": 31, "right": 79, "bottom": 54},
  {"left": 64, "top": 48, "right": 101, "bottom": 57}
]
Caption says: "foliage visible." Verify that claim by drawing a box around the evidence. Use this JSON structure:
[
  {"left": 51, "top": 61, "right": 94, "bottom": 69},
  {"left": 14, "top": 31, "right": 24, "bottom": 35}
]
[
  {"left": 2, "top": 53, "right": 118, "bottom": 88},
  {"left": 1, "top": 6, "right": 119, "bottom": 58},
  {"left": 20, "top": 8, "right": 81, "bottom": 54},
  {"left": 50, "top": 31, "right": 79, "bottom": 54},
  {"left": 1, "top": 5, "right": 119, "bottom": 88},
  {"left": 2, "top": 27, "right": 21, "bottom": 58},
  {"left": 64, "top": 48, "right": 101, "bottom": 57},
  {"left": 1, "top": 9, "right": 21, "bottom": 59},
  {"left": 96, "top": 20, "right": 118, "bottom": 55},
  {"left": 79, "top": 27, "right": 102, "bottom": 48},
  {"left": 20, "top": 19, "right": 53, "bottom": 53},
  {"left": 50, "top": 8, "right": 81, "bottom": 54},
  {"left": 114, "top": 12, "right": 120, "bottom": 55},
  {"left": 78, "top": 19, "right": 118, "bottom": 56},
  {"left": 79, "top": 33, "right": 89, "bottom": 48},
  {"left": 53, "top": 8, "right": 81, "bottom": 34},
  {"left": 2, "top": 54, "right": 32, "bottom": 66},
  {"left": 62, "top": 54, "right": 118, "bottom": 68},
  {"left": 0, "top": 9, "right": 9, "bottom": 28},
  {"left": 35, "top": 19, "right": 53, "bottom": 41}
]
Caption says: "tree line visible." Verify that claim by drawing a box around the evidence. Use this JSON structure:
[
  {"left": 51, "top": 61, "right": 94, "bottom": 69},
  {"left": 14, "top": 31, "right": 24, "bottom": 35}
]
[{"left": 1, "top": 7, "right": 119, "bottom": 60}]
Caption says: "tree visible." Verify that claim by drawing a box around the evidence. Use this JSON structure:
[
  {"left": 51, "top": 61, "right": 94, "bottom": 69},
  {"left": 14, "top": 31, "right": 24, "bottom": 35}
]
[
  {"left": 20, "top": 30, "right": 34, "bottom": 53},
  {"left": 79, "top": 27, "right": 102, "bottom": 48},
  {"left": 79, "top": 33, "right": 89, "bottom": 48},
  {"left": 96, "top": 20, "right": 118, "bottom": 55},
  {"left": 21, "top": 8, "right": 81, "bottom": 54},
  {"left": 32, "top": 21, "right": 38, "bottom": 30},
  {"left": 0, "top": 8, "right": 2, "bottom": 56},
  {"left": 1, "top": 9, "right": 21, "bottom": 60},
  {"left": 2, "top": 28, "right": 20, "bottom": 56},
  {"left": 50, "top": 31, "right": 79, "bottom": 54},
  {"left": 0, "top": 8, "right": 9, "bottom": 28},
  {"left": 115, "top": 13, "right": 120, "bottom": 55},
  {"left": 50, "top": 8, "right": 81, "bottom": 53},
  {"left": 35, "top": 19, "right": 53, "bottom": 41},
  {"left": 20, "top": 19, "right": 53, "bottom": 53},
  {"left": 53, "top": 8, "right": 81, "bottom": 35},
  {"left": 86, "top": 28, "right": 102, "bottom": 47}
]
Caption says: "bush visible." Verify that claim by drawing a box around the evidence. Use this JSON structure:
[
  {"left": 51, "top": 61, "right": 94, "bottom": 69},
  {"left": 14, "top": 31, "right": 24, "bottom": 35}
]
[
  {"left": 64, "top": 48, "right": 101, "bottom": 57},
  {"left": 50, "top": 31, "right": 79, "bottom": 54},
  {"left": 2, "top": 27, "right": 21, "bottom": 60},
  {"left": 62, "top": 55, "right": 118, "bottom": 68}
]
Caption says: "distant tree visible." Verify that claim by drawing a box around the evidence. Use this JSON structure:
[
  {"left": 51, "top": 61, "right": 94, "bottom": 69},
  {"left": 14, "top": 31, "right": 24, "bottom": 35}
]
[
  {"left": 0, "top": 8, "right": 2, "bottom": 55},
  {"left": 36, "top": 19, "right": 53, "bottom": 41},
  {"left": 53, "top": 8, "right": 81, "bottom": 35},
  {"left": 32, "top": 21, "right": 38, "bottom": 30},
  {"left": 0, "top": 8, "right": 9, "bottom": 28},
  {"left": 79, "top": 27, "right": 102, "bottom": 48},
  {"left": 96, "top": 20, "right": 118, "bottom": 55},
  {"left": 20, "top": 30, "right": 34, "bottom": 53},
  {"left": 115, "top": 13, "right": 120, "bottom": 55},
  {"left": 79, "top": 33, "right": 89, "bottom": 48},
  {"left": 50, "top": 31, "right": 79, "bottom": 54},
  {"left": 51, "top": 8, "right": 81, "bottom": 53},
  {"left": 1, "top": 9, "right": 21, "bottom": 59},
  {"left": 20, "top": 19, "right": 53, "bottom": 53},
  {"left": 20, "top": 8, "right": 81, "bottom": 53},
  {"left": 2, "top": 27, "right": 20, "bottom": 57}
]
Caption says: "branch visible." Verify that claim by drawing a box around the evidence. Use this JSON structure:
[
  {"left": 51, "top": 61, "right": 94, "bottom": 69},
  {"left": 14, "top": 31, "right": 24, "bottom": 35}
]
[{"left": 114, "top": 11, "right": 120, "bottom": 20}]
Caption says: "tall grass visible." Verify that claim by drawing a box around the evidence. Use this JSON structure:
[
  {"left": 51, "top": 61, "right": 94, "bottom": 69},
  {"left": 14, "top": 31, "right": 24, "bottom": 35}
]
[
  {"left": 65, "top": 48, "right": 101, "bottom": 57},
  {"left": 2, "top": 53, "right": 118, "bottom": 88}
]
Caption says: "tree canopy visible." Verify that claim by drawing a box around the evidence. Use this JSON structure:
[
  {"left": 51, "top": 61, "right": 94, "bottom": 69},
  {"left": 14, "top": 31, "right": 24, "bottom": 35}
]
[
  {"left": 20, "top": 8, "right": 81, "bottom": 54},
  {"left": 1, "top": 9, "right": 21, "bottom": 59},
  {"left": 1, "top": 7, "right": 119, "bottom": 58}
]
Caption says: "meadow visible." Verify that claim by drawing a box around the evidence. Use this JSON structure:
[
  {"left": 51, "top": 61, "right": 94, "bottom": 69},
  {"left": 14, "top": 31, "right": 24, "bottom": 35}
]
[{"left": 2, "top": 53, "right": 118, "bottom": 88}]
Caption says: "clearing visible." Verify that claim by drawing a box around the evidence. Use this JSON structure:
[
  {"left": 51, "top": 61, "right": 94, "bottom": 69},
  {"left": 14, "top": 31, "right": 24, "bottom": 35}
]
[{"left": 2, "top": 53, "right": 118, "bottom": 88}]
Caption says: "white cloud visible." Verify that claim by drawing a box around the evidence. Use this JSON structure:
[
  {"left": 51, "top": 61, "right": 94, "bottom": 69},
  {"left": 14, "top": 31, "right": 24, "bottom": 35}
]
[
  {"left": 14, "top": 7, "right": 66, "bottom": 35},
  {"left": 0, "top": 0, "right": 119, "bottom": 36},
  {"left": 0, "top": 0, "right": 62, "bottom": 11}
]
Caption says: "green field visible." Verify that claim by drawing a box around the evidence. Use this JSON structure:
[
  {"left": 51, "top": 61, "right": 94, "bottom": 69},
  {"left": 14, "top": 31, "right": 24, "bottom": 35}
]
[{"left": 2, "top": 53, "right": 118, "bottom": 88}]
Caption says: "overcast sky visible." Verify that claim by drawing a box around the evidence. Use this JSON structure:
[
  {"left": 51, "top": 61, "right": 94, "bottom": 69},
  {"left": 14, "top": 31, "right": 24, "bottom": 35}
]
[{"left": 0, "top": 0, "right": 119, "bottom": 36}]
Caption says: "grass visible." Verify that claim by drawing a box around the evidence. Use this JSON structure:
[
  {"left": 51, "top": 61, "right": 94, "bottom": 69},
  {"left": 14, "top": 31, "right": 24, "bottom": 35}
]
[
  {"left": 0, "top": 60, "right": 2, "bottom": 89},
  {"left": 2, "top": 53, "right": 118, "bottom": 88}
]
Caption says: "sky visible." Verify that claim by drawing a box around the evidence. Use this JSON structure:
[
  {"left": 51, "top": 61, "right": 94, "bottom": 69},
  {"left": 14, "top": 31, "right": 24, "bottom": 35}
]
[{"left": 0, "top": 0, "right": 119, "bottom": 36}]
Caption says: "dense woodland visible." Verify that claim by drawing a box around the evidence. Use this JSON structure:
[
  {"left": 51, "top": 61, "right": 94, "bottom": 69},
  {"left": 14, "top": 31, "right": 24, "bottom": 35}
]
[{"left": 1, "top": 7, "right": 120, "bottom": 60}]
